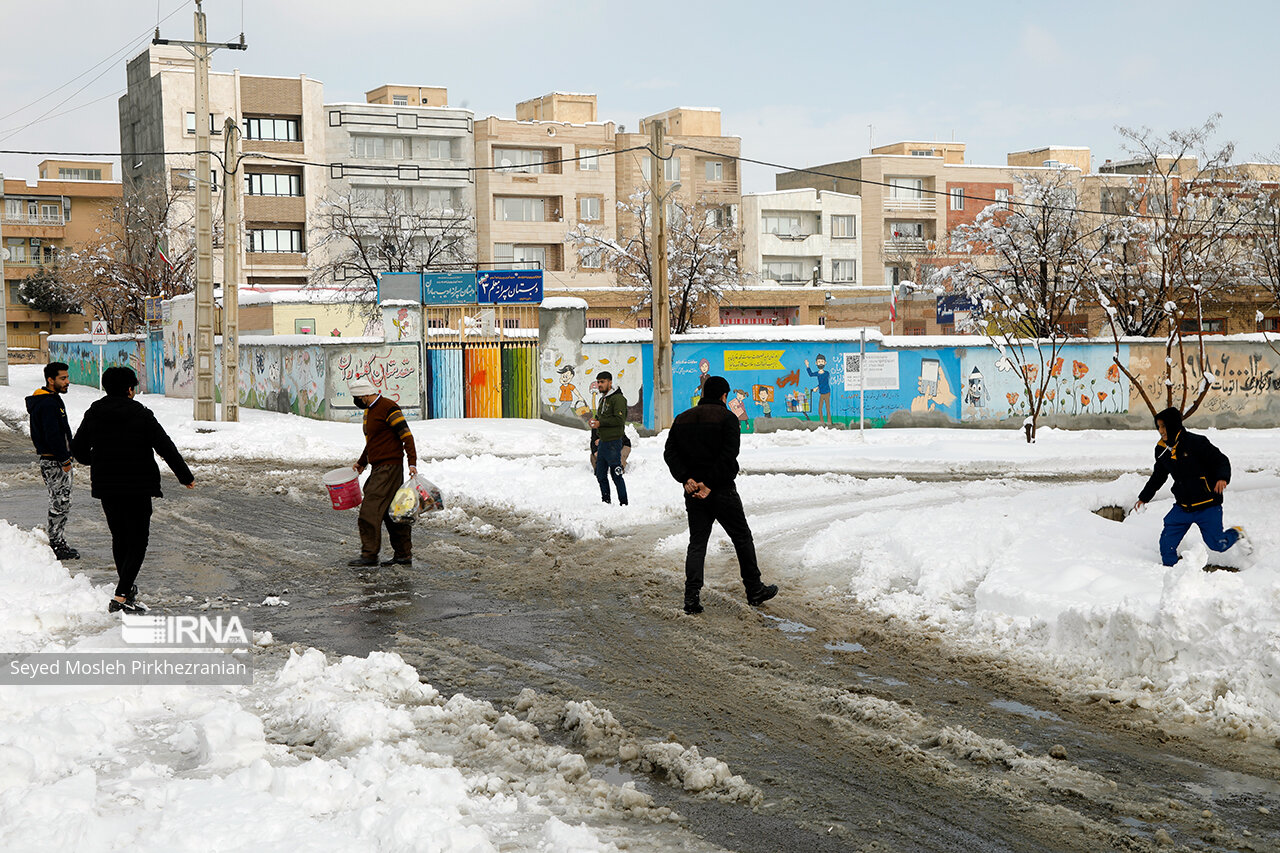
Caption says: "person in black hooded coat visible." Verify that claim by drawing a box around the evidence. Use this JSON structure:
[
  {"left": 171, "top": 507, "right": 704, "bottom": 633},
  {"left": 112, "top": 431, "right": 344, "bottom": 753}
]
[
  {"left": 1134, "top": 406, "right": 1248, "bottom": 567},
  {"left": 71, "top": 366, "right": 195, "bottom": 612}
]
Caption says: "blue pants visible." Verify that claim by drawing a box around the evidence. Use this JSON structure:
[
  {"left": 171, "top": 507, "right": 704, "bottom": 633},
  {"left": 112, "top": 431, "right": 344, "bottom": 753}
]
[
  {"left": 1159, "top": 504, "right": 1239, "bottom": 566},
  {"left": 595, "top": 438, "right": 628, "bottom": 504}
]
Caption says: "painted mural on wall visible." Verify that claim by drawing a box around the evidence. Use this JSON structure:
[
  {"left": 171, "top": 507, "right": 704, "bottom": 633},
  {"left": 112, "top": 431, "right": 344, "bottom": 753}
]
[
  {"left": 382, "top": 304, "right": 421, "bottom": 342},
  {"left": 281, "top": 346, "right": 326, "bottom": 418},
  {"left": 537, "top": 307, "right": 588, "bottom": 422},
  {"left": 48, "top": 338, "right": 144, "bottom": 390},
  {"left": 1129, "top": 342, "right": 1280, "bottom": 419},
  {"left": 958, "top": 345, "right": 1130, "bottom": 422},
  {"left": 162, "top": 297, "right": 195, "bottom": 398},
  {"left": 328, "top": 342, "right": 422, "bottom": 421},
  {"left": 568, "top": 344, "right": 645, "bottom": 424},
  {"left": 670, "top": 342, "right": 963, "bottom": 431}
]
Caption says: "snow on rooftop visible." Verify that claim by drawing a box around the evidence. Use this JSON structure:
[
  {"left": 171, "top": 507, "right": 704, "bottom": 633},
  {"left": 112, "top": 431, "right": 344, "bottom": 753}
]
[{"left": 541, "top": 296, "right": 589, "bottom": 310}]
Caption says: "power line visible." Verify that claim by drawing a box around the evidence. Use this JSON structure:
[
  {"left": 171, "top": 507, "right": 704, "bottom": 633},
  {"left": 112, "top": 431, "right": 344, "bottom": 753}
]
[{"left": 0, "top": 89, "right": 126, "bottom": 138}]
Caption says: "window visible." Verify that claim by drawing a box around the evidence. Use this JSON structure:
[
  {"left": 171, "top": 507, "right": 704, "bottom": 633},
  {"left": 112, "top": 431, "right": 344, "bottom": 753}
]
[
  {"left": 889, "top": 222, "right": 924, "bottom": 239},
  {"left": 426, "top": 138, "right": 453, "bottom": 160},
  {"left": 888, "top": 177, "right": 924, "bottom": 199},
  {"left": 904, "top": 320, "right": 927, "bottom": 335},
  {"left": 910, "top": 149, "right": 933, "bottom": 157},
  {"left": 58, "top": 167, "right": 102, "bottom": 181},
  {"left": 5, "top": 238, "right": 27, "bottom": 263},
  {"left": 762, "top": 214, "right": 804, "bottom": 236},
  {"left": 578, "top": 148, "right": 601, "bottom": 171},
  {"left": 706, "top": 206, "right": 727, "bottom": 228},
  {"left": 705, "top": 160, "right": 723, "bottom": 181},
  {"left": 185, "top": 112, "right": 221, "bottom": 134},
  {"left": 495, "top": 196, "right": 545, "bottom": 221},
  {"left": 494, "top": 147, "right": 545, "bottom": 173},
  {"left": 1260, "top": 316, "right": 1280, "bottom": 333},
  {"left": 351, "top": 136, "right": 406, "bottom": 159},
  {"left": 763, "top": 260, "right": 806, "bottom": 283},
  {"left": 426, "top": 188, "right": 455, "bottom": 210},
  {"left": 247, "top": 228, "right": 303, "bottom": 253},
  {"left": 995, "top": 188, "right": 1010, "bottom": 210},
  {"left": 1061, "top": 315, "right": 1089, "bottom": 337},
  {"left": 586, "top": 318, "right": 611, "bottom": 329},
  {"left": 245, "top": 173, "right": 302, "bottom": 196},
  {"left": 494, "top": 244, "right": 547, "bottom": 267},
  {"left": 1180, "top": 317, "right": 1226, "bottom": 335},
  {"left": 40, "top": 203, "right": 60, "bottom": 222},
  {"left": 294, "top": 318, "right": 317, "bottom": 334},
  {"left": 243, "top": 117, "right": 300, "bottom": 141},
  {"left": 831, "top": 214, "right": 856, "bottom": 238},
  {"left": 641, "top": 155, "right": 680, "bottom": 182},
  {"left": 950, "top": 187, "right": 965, "bottom": 210},
  {"left": 392, "top": 95, "right": 408, "bottom": 106},
  {"left": 579, "top": 247, "right": 605, "bottom": 269},
  {"left": 579, "top": 197, "right": 601, "bottom": 222},
  {"left": 174, "top": 168, "right": 219, "bottom": 191},
  {"left": 832, "top": 259, "right": 857, "bottom": 282}
]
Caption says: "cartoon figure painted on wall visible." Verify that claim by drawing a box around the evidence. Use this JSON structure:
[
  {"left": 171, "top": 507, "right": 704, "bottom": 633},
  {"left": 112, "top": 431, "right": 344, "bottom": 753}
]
[
  {"left": 177, "top": 321, "right": 185, "bottom": 357},
  {"left": 963, "top": 365, "right": 989, "bottom": 414},
  {"left": 911, "top": 357, "right": 955, "bottom": 413},
  {"left": 752, "top": 384, "right": 774, "bottom": 417},
  {"left": 728, "top": 388, "right": 749, "bottom": 424},
  {"left": 804, "top": 355, "right": 832, "bottom": 424},
  {"left": 556, "top": 364, "right": 583, "bottom": 416},
  {"left": 694, "top": 359, "right": 711, "bottom": 403}
]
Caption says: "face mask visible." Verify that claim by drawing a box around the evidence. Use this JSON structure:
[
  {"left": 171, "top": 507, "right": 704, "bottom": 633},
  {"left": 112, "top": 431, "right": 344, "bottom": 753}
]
[{"left": 355, "top": 397, "right": 370, "bottom": 409}]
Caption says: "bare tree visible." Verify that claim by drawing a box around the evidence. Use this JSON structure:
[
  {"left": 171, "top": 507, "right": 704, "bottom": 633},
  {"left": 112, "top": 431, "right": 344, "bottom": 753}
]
[
  {"left": 1092, "top": 117, "right": 1256, "bottom": 419},
  {"left": 944, "top": 168, "right": 1109, "bottom": 441},
  {"left": 567, "top": 191, "right": 743, "bottom": 332},
  {"left": 1239, "top": 158, "right": 1280, "bottom": 353},
  {"left": 61, "top": 174, "right": 196, "bottom": 333},
  {"left": 309, "top": 186, "right": 475, "bottom": 316}
]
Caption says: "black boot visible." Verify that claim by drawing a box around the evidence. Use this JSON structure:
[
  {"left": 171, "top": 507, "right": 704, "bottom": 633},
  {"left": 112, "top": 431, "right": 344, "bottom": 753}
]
[
  {"left": 683, "top": 586, "right": 703, "bottom": 614},
  {"left": 747, "top": 584, "right": 778, "bottom": 606},
  {"left": 347, "top": 556, "right": 378, "bottom": 567},
  {"left": 53, "top": 544, "right": 80, "bottom": 560}
]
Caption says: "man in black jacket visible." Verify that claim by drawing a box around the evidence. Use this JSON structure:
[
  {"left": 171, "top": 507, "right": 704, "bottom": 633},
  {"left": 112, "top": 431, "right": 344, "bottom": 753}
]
[
  {"left": 1135, "top": 406, "right": 1248, "bottom": 567},
  {"left": 664, "top": 375, "right": 777, "bottom": 614},
  {"left": 26, "top": 361, "right": 78, "bottom": 560},
  {"left": 71, "top": 366, "right": 195, "bottom": 613}
]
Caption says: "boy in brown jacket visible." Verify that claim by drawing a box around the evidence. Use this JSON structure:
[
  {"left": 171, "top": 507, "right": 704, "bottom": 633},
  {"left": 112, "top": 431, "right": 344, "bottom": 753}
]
[{"left": 348, "top": 379, "right": 418, "bottom": 567}]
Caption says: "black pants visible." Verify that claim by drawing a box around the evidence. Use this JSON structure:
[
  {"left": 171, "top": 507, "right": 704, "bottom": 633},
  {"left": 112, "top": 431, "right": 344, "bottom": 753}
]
[
  {"left": 101, "top": 496, "right": 153, "bottom": 598},
  {"left": 684, "top": 485, "right": 761, "bottom": 595},
  {"left": 595, "top": 438, "right": 628, "bottom": 504}
]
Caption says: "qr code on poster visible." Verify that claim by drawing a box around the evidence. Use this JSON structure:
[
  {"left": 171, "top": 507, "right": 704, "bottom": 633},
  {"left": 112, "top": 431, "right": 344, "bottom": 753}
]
[{"left": 844, "top": 353, "right": 861, "bottom": 374}]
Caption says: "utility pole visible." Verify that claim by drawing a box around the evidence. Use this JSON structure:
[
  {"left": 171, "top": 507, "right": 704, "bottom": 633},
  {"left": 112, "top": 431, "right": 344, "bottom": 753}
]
[
  {"left": 222, "top": 117, "right": 241, "bottom": 421},
  {"left": 650, "top": 120, "right": 673, "bottom": 430},
  {"left": 154, "top": 0, "right": 246, "bottom": 421},
  {"left": 0, "top": 174, "right": 8, "bottom": 386}
]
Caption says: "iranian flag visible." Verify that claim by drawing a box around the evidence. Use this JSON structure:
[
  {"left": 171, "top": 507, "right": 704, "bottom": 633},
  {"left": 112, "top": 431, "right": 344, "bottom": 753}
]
[
  {"left": 889, "top": 285, "right": 897, "bottom": 321},
  {"left": 156, "top": 237, "right": 174, "bottom": 271}
]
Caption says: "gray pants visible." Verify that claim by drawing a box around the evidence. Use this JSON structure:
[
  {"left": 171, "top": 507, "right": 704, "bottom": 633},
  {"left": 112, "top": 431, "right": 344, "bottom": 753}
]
[{"left": 39, "top": 459, "right": 72, "bottom": 549}]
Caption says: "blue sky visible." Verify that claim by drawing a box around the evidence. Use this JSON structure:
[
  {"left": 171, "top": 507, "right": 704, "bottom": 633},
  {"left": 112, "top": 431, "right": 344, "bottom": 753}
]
[{"left": 1, "top": 0, "right": 1276, "bottom": 190}]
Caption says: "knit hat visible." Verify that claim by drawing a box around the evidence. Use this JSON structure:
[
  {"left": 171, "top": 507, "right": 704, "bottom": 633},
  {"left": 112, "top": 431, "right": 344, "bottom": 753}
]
[
  {"left": 699, "top": 376, "right": 730, "bottom": 403},
  {"left": 348, "top": 379, "right": 378, "bottom": 397}
]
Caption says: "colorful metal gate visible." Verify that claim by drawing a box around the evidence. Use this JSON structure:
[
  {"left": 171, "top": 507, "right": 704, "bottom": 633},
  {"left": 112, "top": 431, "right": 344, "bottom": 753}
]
[{"left": 422, "top": 305, "right": 538, "bottom": 419}]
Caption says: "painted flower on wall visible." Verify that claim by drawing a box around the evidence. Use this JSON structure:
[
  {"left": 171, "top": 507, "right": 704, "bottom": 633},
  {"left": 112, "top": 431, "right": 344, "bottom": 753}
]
[
  {"left": 1097, "top": 391, "right": 1108, "bottom": 402},
  {"left": 1023, "top": 364, "right": 1038, "bottom": 383},
  {"left": 1106, "top": 363, "right": 1120, "bottom": 383},
  {"left": 1080, "top": 394, "right": 1090, "bottom": 406},
  {"left": 1007, "top": 392, "right": 1019, "bottom": 407},
  {"left": 1051, "top": 357, "right": 1065, "bottom": 377},
  {"left": 1072, "top": 360, "right": 1089, "bottom": 380}
]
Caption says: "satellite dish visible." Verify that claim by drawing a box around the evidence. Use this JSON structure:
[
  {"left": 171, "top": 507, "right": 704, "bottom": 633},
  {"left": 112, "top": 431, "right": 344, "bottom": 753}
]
[
  {"left": 0, "top": 248, "right": 9, "bottom": 261},
  {"left": 547, "top": 127, "right": 556, "bottom": 136},
  {"left": 500, "top": 158, "right": 513, "bottom": 168}
]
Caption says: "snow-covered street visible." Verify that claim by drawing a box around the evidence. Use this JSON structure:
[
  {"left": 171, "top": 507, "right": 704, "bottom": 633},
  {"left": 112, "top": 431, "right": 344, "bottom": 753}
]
[{"left": 1, "top": 364, "right": 1278, "bottom": 851}]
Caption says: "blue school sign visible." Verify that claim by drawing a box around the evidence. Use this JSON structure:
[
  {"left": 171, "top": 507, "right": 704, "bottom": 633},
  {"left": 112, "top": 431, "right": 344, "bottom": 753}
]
[
  {"left": 422, "top": 271, "right": 478, "bottom": 305},
  {"left": 477, "top": 270, "right": 543, "bottom": 304}
]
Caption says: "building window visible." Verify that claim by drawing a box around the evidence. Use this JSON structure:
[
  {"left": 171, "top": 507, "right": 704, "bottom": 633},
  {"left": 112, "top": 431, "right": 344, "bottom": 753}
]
[
  {"left": 294, "top": 318, "right": 317, "bottom": 334},
  {"left": 579, "top": 247, "right": 605, "bottom": 269},
  {"left": 5, "top": 238, "right": 27, "bottom": 263},
  {"left": 494, "top": 244, "right": 547, "bottom": 268},
  {"left": 579, "top": 197, "right": 601, "bottom": 222},
  {"left": 888, "top": 177, "right": 924, "bottom": 199},
  {"left": 1180, "top": 317, "right": 1226, "bottom": 335},
  {"left": 426, "top": 138, "right": 453, "bottom": 160},
  {"left": 243, "top": 117, "right": 300, "bottom": 141},
  {"left": 1061, "top": 315, "right": 1089, "bottom": 337},
  {"left": 185, "top": 112, "right": 221, "bottom": 134},
  {"left": 247, "top": 228, "right": 303, "bottom": 253},
  {"left": 641, "top": 155, "right": 680, "bottom": 182},
  {"left": 495, "top": 196, "right": 546, "bottom": 221},
  {"left": 831, "top": 259, "right": 857, "bottom": 282},
  {"left": 762, "top": 214, "right": 804, "bottom": 236},
  {"left": 392, "top": 94, "right": 408, "bottom": 106},
  {"left": 578, "top": 147, "right": 601, "bottom": 171},
  {"left": 494, "top": 147, "right": 545, "bottom": 173},
  {"left": 351, "top": 135, "right": 406, "bottom": 159},
  {"left": 58, "top": 167, "right": 102, "bottom": 181},
  {"left": 950, "top": 187, "right": 965, "bottom": 210},
  {"left": 245, "top": 173, "right": 302, "bottom": 196},
  {"left": 1259, "top": 316, "right": 1280, "bottom": 333},
  {"left": 706, "top": 206, "right": 727, "bottom": 228},
  {"left": 175, "top": 168, "right": 219, "bottom": 191},
  {"left": 705, "top": 160, "right": 723, "bottom": 181},
  {"left": 763, "top": 260, "right": 806, "bottom": 283},
  {"left": 904, "top": 320, "right": 927, "bottom": 335},
  {"left": 995, "top": 188, "right": 1010, "bottom": 210},
  {"left": 889, "top": 222, "right": 924, "bottom": 239},
  {"left": 831, "top": 214, "right": 856, "bottom": 238},
  {"left": 586, "top": 318, "right": 611, "bottom": 329},
  {"left": 426, "top": 188, "right": 455, "bottom": 211},
  {"left": 910, "top": 149, "right": 933, "bottom": 157}
]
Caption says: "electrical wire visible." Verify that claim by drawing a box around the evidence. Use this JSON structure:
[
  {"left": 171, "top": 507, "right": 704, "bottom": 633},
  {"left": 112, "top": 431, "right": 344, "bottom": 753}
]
[{"left": 0, "top": 89, "right": 126, "bottom": 138}]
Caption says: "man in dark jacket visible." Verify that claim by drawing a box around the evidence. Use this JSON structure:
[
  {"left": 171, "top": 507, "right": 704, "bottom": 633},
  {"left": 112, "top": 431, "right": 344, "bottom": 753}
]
[
  {"left": 664, "top": 375, "right": 778, "bottom": 614},
  {"left": 588, "top": 371, "right": 628, "bottom": 505},
  {"left": 71, "top": 366, "right": 195, "bottom": 613},
  {"left": 349, "top": 379, "right": 418, "bottom": 567},
  {"left": 1135, "top": 406, "right": 1248, "bottom": 567},
  {"left": 26, "top": 361, "right": 78, "bottom": 560}
]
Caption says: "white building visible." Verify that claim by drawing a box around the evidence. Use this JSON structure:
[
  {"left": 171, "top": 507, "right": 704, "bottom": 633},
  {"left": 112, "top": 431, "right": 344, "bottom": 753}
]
[{"left": 741, "top": 189, "right": 863, "bottom": 289}]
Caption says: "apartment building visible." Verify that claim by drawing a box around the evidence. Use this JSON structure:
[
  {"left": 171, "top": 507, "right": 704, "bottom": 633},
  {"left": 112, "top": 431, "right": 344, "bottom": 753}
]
[
  {"left": 473, "top": 93, "right": 618, "bottom": 321},
  {"left": 321, "top": 85, "right": 476, "bottom": 290},
  {"left": 2, "top": 160, "right": 121, "bottom": 343},
  {"left": 118, "top": 45, "right": 326, "bottom": 290},
  {"left": 736, "top": 189, "right": 862, "bottom": 325}
]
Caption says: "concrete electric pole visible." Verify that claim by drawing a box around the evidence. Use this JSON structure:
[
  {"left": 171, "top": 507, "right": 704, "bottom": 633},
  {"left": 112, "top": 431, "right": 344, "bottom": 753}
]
[
  {"left": 0, "top": 174, "right": 8, "bottom": 386},
  {"left": 222, "top": 117, "right": 241, "bottom": 421},
  {"left": 154, "top": 0, "right": 245, "bottom": 421},
  {"left": 649, "top": 120, "right": 673, "bottom": 430}
]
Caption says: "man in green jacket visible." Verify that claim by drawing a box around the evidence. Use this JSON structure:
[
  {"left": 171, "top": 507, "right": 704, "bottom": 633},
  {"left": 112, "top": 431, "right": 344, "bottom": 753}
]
[{"left": 588, "top": 371, "right": 628, "bottom": 505}]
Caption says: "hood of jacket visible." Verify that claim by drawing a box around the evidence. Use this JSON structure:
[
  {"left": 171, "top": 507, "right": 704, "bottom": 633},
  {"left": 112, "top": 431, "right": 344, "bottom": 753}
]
[
  {"left": 1155, "top": 406, "right": 1184, "bottom": 442},
  {"left": 25, "top": 386, "right": 58, "bottom": 414}
]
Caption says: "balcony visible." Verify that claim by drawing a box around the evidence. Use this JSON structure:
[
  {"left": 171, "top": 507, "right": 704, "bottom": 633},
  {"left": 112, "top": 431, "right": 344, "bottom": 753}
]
[
  {"left": 3, "top": 211, "right": 66, "bottom": 226},
  {"left": 883, "top": 238, "right": 929, "bottom": 254},
  {"left": 882, "top": 196, "right": 935, "bottom": 213}
]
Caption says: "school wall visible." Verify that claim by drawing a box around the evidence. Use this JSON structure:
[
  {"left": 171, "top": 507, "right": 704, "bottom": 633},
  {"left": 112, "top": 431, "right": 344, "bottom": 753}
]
[{"left": 47, "top": 335, "right": 151, "bottom": 392}]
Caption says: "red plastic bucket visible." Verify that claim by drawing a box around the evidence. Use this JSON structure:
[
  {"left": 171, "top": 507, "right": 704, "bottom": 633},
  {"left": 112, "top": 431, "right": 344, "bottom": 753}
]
[{"left": 323, "top": 468, "right": 362, "bottom": 510}]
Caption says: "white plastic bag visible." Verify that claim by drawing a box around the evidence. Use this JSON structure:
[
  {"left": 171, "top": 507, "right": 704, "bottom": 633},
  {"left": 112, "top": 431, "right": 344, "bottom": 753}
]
[{"left": 388, "top": 474, "right": 443, "bottom": 524}]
